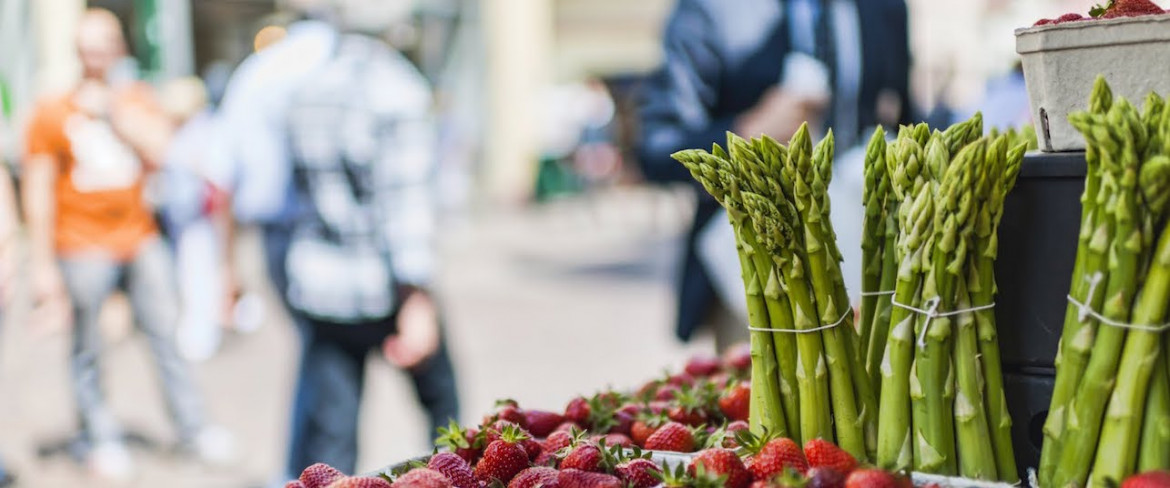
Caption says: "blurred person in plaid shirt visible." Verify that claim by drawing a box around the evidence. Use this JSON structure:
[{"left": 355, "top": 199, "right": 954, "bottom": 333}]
[{"left": 213, "top": 0, "right": 459, "bottom": 478}]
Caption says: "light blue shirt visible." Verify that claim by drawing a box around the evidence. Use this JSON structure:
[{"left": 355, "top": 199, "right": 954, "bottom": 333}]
[{"left": 210, "top": 21, "right": 338, "bottom": 223}]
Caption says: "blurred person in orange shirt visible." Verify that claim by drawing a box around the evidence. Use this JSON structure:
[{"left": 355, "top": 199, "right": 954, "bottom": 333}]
[{"left": 21, "top": 8, "right": 233, "bottom": 481}]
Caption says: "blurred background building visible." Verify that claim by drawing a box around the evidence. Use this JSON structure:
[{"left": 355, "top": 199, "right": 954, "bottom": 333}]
[{"left": 0, "top": 0, "right": 1086, "bottom": 205}]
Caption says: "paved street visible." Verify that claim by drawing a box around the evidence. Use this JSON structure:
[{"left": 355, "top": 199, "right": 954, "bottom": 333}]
[{"left": 0, "top": 186, "right": 715, "bottom": 487}]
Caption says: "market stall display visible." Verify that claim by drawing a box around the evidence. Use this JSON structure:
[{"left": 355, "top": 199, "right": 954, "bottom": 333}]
[
  {"left": 1037, "top": 78, "right": 1170, "bottom": 488},
  {"left": 288, "top": 6, "right": 1170, "bottom": 486}
]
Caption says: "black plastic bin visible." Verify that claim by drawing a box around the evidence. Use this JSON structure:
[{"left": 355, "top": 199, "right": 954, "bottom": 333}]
[
  {"left": 994, "top": 151, "right": 1086, "bottom": 370},
  {"left": 992, "top": 151, "right": 1086, "bottom": 477}
]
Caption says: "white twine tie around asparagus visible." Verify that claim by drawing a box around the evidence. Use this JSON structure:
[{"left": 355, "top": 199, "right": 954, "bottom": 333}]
[
  {"left": 1067, "top": 271, "right": 1170, "bottom": 332},
  {"left": 891, "top": 296, "right": 997, "bottom": 348},
  {"left": 859, "top": 290, "right": 896, "bottom": 297},
  {"left": 748, "top": 309, "right": 853, "bottom": 334}
]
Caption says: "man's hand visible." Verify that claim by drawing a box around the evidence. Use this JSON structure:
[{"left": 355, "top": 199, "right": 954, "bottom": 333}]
[
  {"left": 735, "top": 87, "right": 829, "bottom": 141},
  {"left": 0, "top": 235, "right": 17, "bottom": 306},
  {"left": 30, "top": 261, "right": 71, "bottom": 331},
  {"left": 383, "top": 289, "right": 440, "bottom": 370}
]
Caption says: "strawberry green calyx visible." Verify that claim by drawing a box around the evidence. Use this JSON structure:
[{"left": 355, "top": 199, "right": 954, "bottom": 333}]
[
  {"left": 1090, "top": 0, "right": 1114, "bottom": 17},
  {"left": 495, "top": 424, "right": 530, "bottom": 444}
]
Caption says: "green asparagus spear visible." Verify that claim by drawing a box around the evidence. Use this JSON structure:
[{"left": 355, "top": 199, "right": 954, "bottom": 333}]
[
  {"left": 1091, "top": 162, "right": 1170, "bottom": 483},
  {"left": 1052, "top": 100, "right": 1146, "bottom": 488}
]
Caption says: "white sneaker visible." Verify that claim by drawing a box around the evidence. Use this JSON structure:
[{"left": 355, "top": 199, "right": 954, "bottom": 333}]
[
  {"left": 191, "top": 425, "right": 237, "bottom": 466},
  {"left": 89, "top": 442, "right": 135, "bottom": 482}
]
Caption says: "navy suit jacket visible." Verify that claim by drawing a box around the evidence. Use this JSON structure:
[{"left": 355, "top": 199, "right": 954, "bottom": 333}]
[{"left": 638, "top": 0, "right": 912, "bottom": 342}]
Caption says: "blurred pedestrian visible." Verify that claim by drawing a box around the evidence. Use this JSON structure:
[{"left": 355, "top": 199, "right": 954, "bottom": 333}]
[
  {"left": 638, "top": 0, "right": 913, "bottom": 352},
  {"left": 213, "top": 0, "right": 459, "bottom": 478},
  {"left": 21, "top": 8, "right": 234, "bottom": 481},
  {"left": 157, "top": 77, "right": 236, "bottom": 362},
  {"left": 0, "top": 151, "right": 19, "bottom": 488}
]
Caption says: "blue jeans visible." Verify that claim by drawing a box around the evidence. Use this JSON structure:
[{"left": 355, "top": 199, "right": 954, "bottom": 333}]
[
  {"left": 58, "top": 238, "right": 205, "bottom": 447},
  {"left": 263, "top": 225, "right": 460, "bottom": 477}
]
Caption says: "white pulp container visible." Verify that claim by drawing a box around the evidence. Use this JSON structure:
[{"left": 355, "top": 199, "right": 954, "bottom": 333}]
[{"left": 1016, "top": 14, "right": 1170, "bottom": 152}]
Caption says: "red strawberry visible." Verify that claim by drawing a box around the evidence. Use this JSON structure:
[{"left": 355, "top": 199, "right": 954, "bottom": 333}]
[
  {"left": 667, "top": 373, "right": 696, "bottom": 388},
  {"left": 543, "top": 429, "right": 576, "bottom": 454},
  {"left": 564, "top": 397, "right": 591, "bottom": 426},
  {"left": 685, "top": 356, "right": 723, "bottom": 377},
  {"left": 647, "top": 401, "right": 671, "bottom": 415},
  {"left": 656, "top": 385, "right": 682, "bottom": 401},
  {"left": 804, "top": 439, "right": 858, "bottom": 475},
  {"left": 595, "top": 391, "right": 624, "bottom": 409},
  {"left": 286, "top": 482, "right": 307, "bottom": 488},
  {"left": 718, "top": 382, "right": 751, "bottom": 422},
  {"left": 1102, "top": 0, "right": 1165, "bottom": 18},
  {"left": 561, "top": 443, "right": 603, "bottom": 472},
  {"left": 486, "top": 420, "right": 525, "bottom": 440},
  {"left": 329, "top": 477, "right": 394, "bottom": 488},
  {"left": 616, "top": 458, "right": 662, "bottom": 488},
  {"left": 495, "top": 405, "right": 528, "bottom": 429},
  {"left": 709, "top": 372, "right": 732, "bottom": 387},
  {"left": 723, "top": 421, "right": 750, "bottom": 448},
  {"left": 552, "top": 421, "right": 579, "bottom": 434},
  {"left": 1122, "top": 471, "right": 1170, "bottom": 488},
  {"left": 667, "top": 404, "right": 708, "bottom": 427},
  {"left": 1054, "top": 12, "right": 1086, "bottom": 23},
  {"left": 300, "top": 463, "right": 346, "bottom": 488},
  {"left": 630, "top": 416, "right": 664, "bottom": 447},
  {"left": 390, "top": 469, "right": 450, "bottom": 488},
  {"left": 426, "top": 452, "right": 476, "bottom": 488},
  {"left": 1033, "top": 17, "right": 1054, "bottom": 25},
  {"left": 806, "top": 468, "right": 846, "bottom": 488},
  {"left": 523, "top": 410, "right": 565, "bottom": 438},
  {"left": 618, "top": 403, "right": 642, "bottom": 417},
  {"left": 612, "top": 410, "right": 635, "bottom": 436},
  {"left": 723, "top": 343, "right": 752, "bottom": 373},
  {"left": 689, "top": 448, "right": 752, "bottom": 488},
  {"left": 748, "top": 437, "right": 809, "bottom": 480},
  {"left": 844, "top": 469, "right": 901, "bottom": 488},
  {"left": 556, "top": 469, "right": 622, "bottom": 488},
  {"left": 521, "top": 439, "right": 543, "bottom": 461},
  {"left": 532, "top": 450, "right": 559, "bottom": 468},
  {"left": 507, "top": 467, "right": 559, "bottom": 488},
  {"left": 474, "top": 427, "right": 531, "bottom": 485},
  {"left": 435, "top": 422, "right": 481, "bottom": 464},
  {"left": 644, "top": 422, "right": 696, "bottom": 452},
  {"left": 595, "top": 432, "right": 634, "bottom": 448},
  {"left": 637, "top": 379, "right": 661, "bottom": 399}
]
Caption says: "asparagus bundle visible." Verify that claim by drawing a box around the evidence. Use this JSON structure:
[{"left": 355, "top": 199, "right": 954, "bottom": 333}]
[
  {"left": 673, "top": 125, "right": 877, "bottom": 461},
  {"left": 872, "top": 115, "right": 1024, "bottom": 482},
  {"left": 1039, "top": 78, "right": 1170, "bottom": 488}
]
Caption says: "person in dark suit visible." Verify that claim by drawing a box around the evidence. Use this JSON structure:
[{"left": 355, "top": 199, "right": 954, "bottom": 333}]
[{"left": 638, "top": 0, "right": 913, "bottom": 349}]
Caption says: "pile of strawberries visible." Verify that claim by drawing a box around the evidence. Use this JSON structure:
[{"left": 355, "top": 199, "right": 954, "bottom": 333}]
[
  {"left": 286, "top": 348, "right": 923, "bottom": 487},
  {"left": 288, "top": 431, "right": 913, "bottom": 488},
  {"left": 1034, "top": 0, "right": 1167, "bottom": 25}
]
